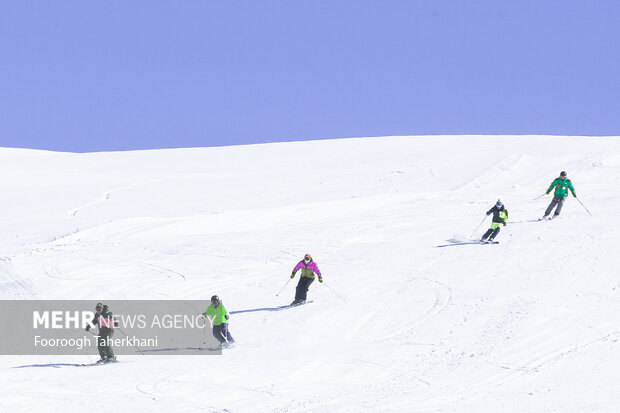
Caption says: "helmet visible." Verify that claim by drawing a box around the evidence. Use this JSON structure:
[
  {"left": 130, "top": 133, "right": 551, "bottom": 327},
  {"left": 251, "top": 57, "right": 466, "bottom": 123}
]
[
  {"left": 495, "top": 199, "right": 503, "bottom": 208},
  {"left": 95, "top": 302, "right": 103, "bottom": 310},
  {"left": 211, "top": 295, "right": 219, "bottom": 303},
  {"left": 560, "top": 171, "right": 567, "bottom": 177},
  {"left": 304, "top": 254, "right": 312, "bottom": 261}
]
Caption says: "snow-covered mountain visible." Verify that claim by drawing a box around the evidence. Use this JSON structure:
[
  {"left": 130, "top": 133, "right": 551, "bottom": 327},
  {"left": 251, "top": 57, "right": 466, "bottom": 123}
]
[{"left": 1, "top": 135, "right": 619, "bottom": 412}]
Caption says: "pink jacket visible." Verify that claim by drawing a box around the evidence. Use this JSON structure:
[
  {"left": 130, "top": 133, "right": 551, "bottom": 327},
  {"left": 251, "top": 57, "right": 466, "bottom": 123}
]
[{"left": 292, "top": 260, "right": 322, "bottom": 279}]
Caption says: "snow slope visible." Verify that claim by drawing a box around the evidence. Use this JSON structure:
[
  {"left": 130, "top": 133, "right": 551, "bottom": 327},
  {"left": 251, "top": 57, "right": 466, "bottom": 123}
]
[{"left": 1, "top": 135, "right": 619, "bottom": 412}]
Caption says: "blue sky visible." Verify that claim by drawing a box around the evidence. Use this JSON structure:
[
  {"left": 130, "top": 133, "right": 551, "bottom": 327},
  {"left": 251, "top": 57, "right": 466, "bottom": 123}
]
[{"left": 1, "top": 1, "right": 619, "bottom": 152}]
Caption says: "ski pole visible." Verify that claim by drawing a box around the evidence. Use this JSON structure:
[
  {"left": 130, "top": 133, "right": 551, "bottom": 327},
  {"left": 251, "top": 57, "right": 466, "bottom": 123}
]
[
  {"left": 220, "top": 329, "right": 230, "bottom": 346},
  {"left": 533, "top": 193, "right": 547, "bottom": 201},
  {"left": 201, "top": 314, "right": 215, "bottom": 345},
  {"left": 575, "top": 196, "right": 593, "bottom": 216},
  {"left": 86, "top": 330, "right": 101, "bottom": 358},
  {"left": 321, "top": 281, "right": 344, "bottom": 300},
  {"left": 276, "top": 278, "right": 292, "bottom": 296},
  {"left": 470, "top": 215, "right": 488, "bottom": 239},
  {"left": 117, "top": 327, "right": 144, "bottom": 355}
]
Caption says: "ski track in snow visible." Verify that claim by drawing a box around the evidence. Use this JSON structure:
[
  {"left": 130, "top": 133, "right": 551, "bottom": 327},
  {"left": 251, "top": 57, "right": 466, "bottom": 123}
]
[
  {"left": 377, "top": 276, "right": 453, "bottom": 342},
  {"left": 66, "top": 182, "right": 148, "bottom": 218},
  {"left": 1, "top": 135, "right": 620, "bottom": 412}
]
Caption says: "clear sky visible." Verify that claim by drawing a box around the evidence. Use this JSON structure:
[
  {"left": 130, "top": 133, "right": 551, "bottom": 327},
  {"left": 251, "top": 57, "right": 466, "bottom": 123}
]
[{"left": 1, "top": 1, "right": 619, "bottom": 152}]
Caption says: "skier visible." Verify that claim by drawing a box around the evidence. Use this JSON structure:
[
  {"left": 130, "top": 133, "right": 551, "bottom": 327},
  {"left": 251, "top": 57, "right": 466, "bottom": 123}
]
[
  {"left": 85, "top": 302, "right": 118, "bottom": 363},
  {"left": 290, "top": 254, "right": 322, "bottom": 305},
  {"left": 203, "top": 295, "right": 235, "bottom": 348},
  {"left": 481, "top": 200, "right": 508, "bottom": 243},
  {"left": 543, "top": 171, "right": 576, "bottom": 219}
]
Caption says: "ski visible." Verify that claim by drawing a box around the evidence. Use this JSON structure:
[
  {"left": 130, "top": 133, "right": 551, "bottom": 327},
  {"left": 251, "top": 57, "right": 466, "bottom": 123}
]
[
  {"left": 79, "top": 362, "right": 117, "bottom": 367},
  {"left": 511, "top": 219, "right": 548, "bottom": 224},
  {"left": 537, "top": 216, "right": 558, "bottom": 221},
  {"left": 277, "top": 300, "right": 314, "bottom": 310},
  {"left": 80, "top": 358, "right": 119, "bottom": 367},
  {"left": 436, "top": 241, "right": 498, "bottom": 248}
]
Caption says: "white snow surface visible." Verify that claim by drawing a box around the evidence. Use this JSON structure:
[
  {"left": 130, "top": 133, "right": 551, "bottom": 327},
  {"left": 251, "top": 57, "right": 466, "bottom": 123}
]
[{"left": 1, "top": 135, "right": 619, "bottom": 412}]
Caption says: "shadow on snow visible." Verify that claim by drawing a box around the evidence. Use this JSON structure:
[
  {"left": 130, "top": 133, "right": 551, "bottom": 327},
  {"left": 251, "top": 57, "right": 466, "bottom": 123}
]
[{"left": 12, "top": 363, "right": 83, "bottom": 368}]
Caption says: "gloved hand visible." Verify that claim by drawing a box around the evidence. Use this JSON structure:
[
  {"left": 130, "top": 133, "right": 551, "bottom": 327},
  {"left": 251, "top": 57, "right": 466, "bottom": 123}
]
[
  {"left": 290, "top": 273, "right": 295, "bottom": 279},
  {"left": 318, "top": 276, "right": 323, "bottom": 283},
  {"left": 225, "top": 314, "right": 229, "bottom": 320},
  {"left": 486, "top": 212, "right": 491, "bottom": 216},
  {"left": 573, "top": 194, "right": 577, "bottom": 198},
  {"left": 546, "top": 190, "right": 550, "bottom": 194},
  {"left": 504, "top": 221, "right": 507, "bottom": 226},
  {"left": 85, "top": 325, "right": 90, "bottom": 332}
]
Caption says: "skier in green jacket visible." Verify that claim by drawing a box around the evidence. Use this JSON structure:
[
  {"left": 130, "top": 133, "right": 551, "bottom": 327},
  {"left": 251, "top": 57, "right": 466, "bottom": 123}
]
[
  {"left": 203, "top": 295, "right": 235, "bottom": 347},
  {"left": 543, "top": 171, "right": 576, "bottom": 219}
]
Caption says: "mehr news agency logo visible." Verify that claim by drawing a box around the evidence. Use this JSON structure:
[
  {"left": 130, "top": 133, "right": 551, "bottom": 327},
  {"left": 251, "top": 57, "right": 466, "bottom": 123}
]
[{"left": 31, "top": 302, "right": 214, "bottom": 351}]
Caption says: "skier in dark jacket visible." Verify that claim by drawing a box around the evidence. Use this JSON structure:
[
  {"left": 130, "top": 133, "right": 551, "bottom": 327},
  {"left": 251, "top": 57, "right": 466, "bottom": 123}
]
[
  {"left": 481, "top": 200, "right": 508, "bottom": 242},
  {"left": 543, "top": 171, "right": 576, "bottom": 219},
  {"left": 85, "top": 302, "right": 118, "bottom": 363},
  {"left": 290, "top": 254, "right": 322, "bottom": 305},
  {"left": 203, "top": 295, "right": 235, "bottom": 348}
]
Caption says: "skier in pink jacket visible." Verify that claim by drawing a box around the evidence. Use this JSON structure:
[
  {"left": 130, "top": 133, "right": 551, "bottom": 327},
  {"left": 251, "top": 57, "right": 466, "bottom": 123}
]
[{"left": 290, "top": 253, "right": 322, "bottom": 305}]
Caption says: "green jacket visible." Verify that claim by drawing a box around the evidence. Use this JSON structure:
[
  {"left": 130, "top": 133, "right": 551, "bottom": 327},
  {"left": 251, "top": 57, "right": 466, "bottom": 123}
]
[
  {"left": 547, "top": 178, "right": 576, "bottom": 198},
  {"left": 203, "top": 303, "right": 229, "bottom": 326}
]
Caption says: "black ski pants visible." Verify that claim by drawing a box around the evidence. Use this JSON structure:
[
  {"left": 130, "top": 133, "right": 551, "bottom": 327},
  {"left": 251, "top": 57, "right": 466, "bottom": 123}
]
[
  {"left": 545, "top": 196, "right": 566, "bottom": 217},
  {"left": 213, "top": 323, "right": 235, "bottom": 345},
  {"left": 97, "top": 328, "right": 115, "bottom": 359},
  {"left": 295, "top": 276, "right": 315, "bottom": 301},
  {"left": 481, "top": 226, "right": 501, "bottom": 241}
]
